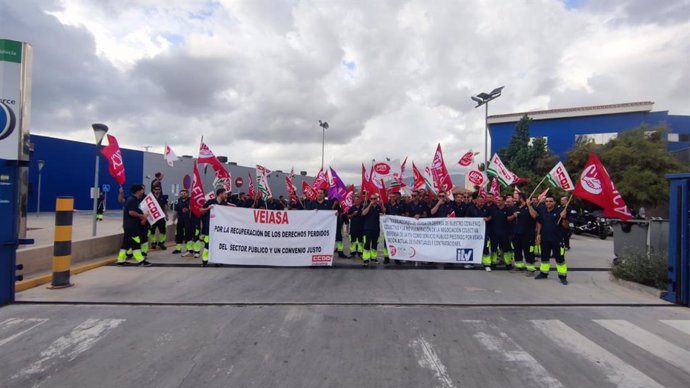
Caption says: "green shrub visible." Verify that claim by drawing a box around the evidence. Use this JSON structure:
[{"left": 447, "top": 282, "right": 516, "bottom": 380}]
[{"left": 612, "top": 250, "right": 668, "bottom": 290}]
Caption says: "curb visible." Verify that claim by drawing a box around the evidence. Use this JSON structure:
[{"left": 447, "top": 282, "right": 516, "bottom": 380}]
[
  {"left": 15, "top": 257, "right": 117, "bottom": 292},
  {"left": 608, "top": 274, "right": 664, "bottom": 298}
]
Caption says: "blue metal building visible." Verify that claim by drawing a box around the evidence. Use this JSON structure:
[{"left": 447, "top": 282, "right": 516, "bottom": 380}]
[{"left": 488, "top": 101, "right": 690, "bottom": 160}]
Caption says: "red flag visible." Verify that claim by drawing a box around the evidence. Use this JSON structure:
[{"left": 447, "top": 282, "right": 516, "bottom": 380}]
[
  {"left": 412, "top": 162, "right": 426, "bottom": 191},
  {"left": 573, "top": 152, "right": 632, "bottom": 220},
  {"left": 286, "top": 177, "right": 297, "bottom": 205},
  {"left": 478, "top": 187, "right": 487, "bottom": 199},
  {"left": 198, "top": 142, "right": 231, "bottom": 184},
  {"left": 100, "top": 134, "right": 126, "bottom": 186},
  {"left": 511, "top": 172, "right": 529, "bottom": 185},
  {"left": 302, "top": 180, "right": 317, "bottom": 200},
  {"left": 490, "top": 177, "right": 500, "bottom": 197},
  {"left": 431, "top": 143, "right": 453, "bottom": 194},
  {"left": 457, "top": 150, "right": 475, "bottom": 168},
  {"left": 379, "top": 179, "right": 388, "bottom": 204},
  {"left": 247, "top": 172, "right": 255, "bottom": 197},
  {"left": 342, "top": 185, "right": 355, "bottom": 213},
  {"left": 190, "top": 162, "right": 205, "bottom": 218},
  {"left": 313, "top": 168, "right": 329, "bottom": 190},
  {"left": 537, "top": 188, "right": 549, "bottom": 202},
  {"left": 360, "top": 163, "right": 371, "bottom": 199}
]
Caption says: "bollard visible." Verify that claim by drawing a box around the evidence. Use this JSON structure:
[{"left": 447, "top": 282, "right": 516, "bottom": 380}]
[{"left": 50, "top": 197, "right": 74, "bottom": 289}]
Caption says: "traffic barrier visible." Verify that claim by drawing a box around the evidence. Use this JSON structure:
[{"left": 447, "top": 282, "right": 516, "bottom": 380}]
[{"left": 50, "top": 197, "right": 74, "bottom": 289}]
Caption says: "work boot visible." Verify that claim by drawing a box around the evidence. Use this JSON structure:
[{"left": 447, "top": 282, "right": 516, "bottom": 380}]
[
  {"left": 559, "top": 276, "right": 568, "bottom": 285},
  {"left": 138, "top": 260, "right": 153, "bottom": 267},
  {"left": 116, "top": 262, "right": 129, "bottom": 267},
  {"left": 534, "top": 272, "right": 549, "bottom": 280},
  {"left": 202, "top": 261, "right": 208, "bottom": 267},
  {"left": 172, "top": 249, "right": 181, "bottom": 254},
  {"left": 337, "top": 251, "right": 347, "bottom": 258},
  {"left": 383, "top": 257, "right": 390, "bottom": 264},
  {"left": 159, "top": 243, "right": 167, "bottom": 250}
]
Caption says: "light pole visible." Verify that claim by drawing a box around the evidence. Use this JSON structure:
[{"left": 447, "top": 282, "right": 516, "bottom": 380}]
[
  {"left": 471, "top": 86, "right": 504, "bottom": 168},
  {"left": 91, "top": 123, "right": 108, "bottom": 237},
  {"left": 36, "top": 160, "right": 44, "bottom": 217},
  {"left": 318, "top": 120, "right": 329, "bottom": 170}
]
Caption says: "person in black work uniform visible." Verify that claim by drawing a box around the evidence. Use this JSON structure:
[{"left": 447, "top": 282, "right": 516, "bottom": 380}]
[
  {"left": 348, "top": 195, "right": 365, "bottom": 258},
  {"left": 199, "top": 188, "right": 228, "bottom": 266},
  {"left": 307, "top": 189, "right": 331, "bottom": 210},
  {"left": 451, "top": 192, "right": 468, "bottom": 217},
  {"left": 535, "top": 195, "right": 569, "bottom": 285},
  {"left": 510, "top": 193, "right": 538, "bottom": 273},
  {"left": 383, "top": 190, "right": 407, "bottom": 264},
  {"left": 465, "top": 192, "right": 492, "bottom": 271},
  {"left": 361, "top": 193, "right": 385, "bottom": 266},
  {"left": 117, "top": 184, "right": 152, "bottom": 267},
  {"left": 172, "top": 189, "right": 193, "bottom": 255},
  {"left": 148, "top": 186, "right": 169, "bottom": 250},
  {"left": 332, "top": 198, "right": 348, "bottom": 258},
  {"left": 430, "top": 192, "right": 453, "bottom": 218},
  {"left": 96, "top": 191, "right": 105, "bottom": 221},
  {"left": 266, "top": 196, "right": 284, "bottom": 210},
  {"left": 407, "top": 190, "right": 428, "bottom": 220},
  {"left": 487, "top": 195, "right": 518, "bottom": 270}
]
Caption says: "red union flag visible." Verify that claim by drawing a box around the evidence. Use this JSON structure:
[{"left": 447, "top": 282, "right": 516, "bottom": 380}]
[
  {"left": 573, "top": 153, "right": 631, "bottom": 220},
  {"left": 313, "top": 168, "right": 329, "bottom": 190},
  {"left": 190, "top": 161, "right": 206, "bottom": 218},
  {"left": 431, "top": 143, "right": 453, "bottom": 194},
  {"left": 467, "top": 169, "right": 487, "bottom": 186},
  {"left": 490, "top": 177, "right": 500, "bottom": 197},
  {"left": 198, "top": 142, "right": 231, "bottom": 185},
  {"left": 302, "top": 180, "right": 317, "bottom": 200},
  {"left": 341, "top": 185, "right": 354, "bottom": 213},
  {"left": 100, "top": 134, "right": 126, "bottom": 186},
  {"left": 247, "top": 172, "right": 255, "bottom": 197},
  {"left": 457, "top": 150, "right": 475, "bottom": 168},
  {"left": 547, "top": 162, "right": 575, "bottom": 191},
  {"left": 286, "top": 176, "right": 298, "bottom": 205}
]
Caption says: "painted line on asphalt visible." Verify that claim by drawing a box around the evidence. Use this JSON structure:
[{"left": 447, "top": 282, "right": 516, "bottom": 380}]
[
  {"left": 12, "top": 318, "right": 125, "bottom": 380},
  {"left": 12, "top": 301, "right": 676, "bottom": 308},
  {"left": 0, "top": 318, "right": 49, "bottom": 347},
  {"left": 660, "top": 320, "right": 690, "bottom": 336},
  {"left": 410, "top": 336, "right": 456, "bottom": 388},
  {"left": 532, "top": 319, "right": 663, "bottom": 388},
  {"left": 594, "top": 319, "right": 690, "bottom": 374},
  {"left": 464, "top": 320, "right": 564, "bottom": 388}
]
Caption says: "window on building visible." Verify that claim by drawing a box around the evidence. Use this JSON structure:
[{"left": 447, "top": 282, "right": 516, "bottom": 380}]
[
  {"left": 528, "top": 136, "right": 548, "bottom": 147},
  {"left": 575, "top": 133, "right": 618, "bottom": 144},
  {"left": 668, "top": 133, "right": 680, "bottom": 142}
]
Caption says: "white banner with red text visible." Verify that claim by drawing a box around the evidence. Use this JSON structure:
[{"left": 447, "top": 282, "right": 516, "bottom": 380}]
[
  {"left": 139, "top": 193, "right": 165, "bottom": 225},
  {"left": 381, "top": 216, "right": 486, "bottom": 264},
  {"left": 209, "top": 207, "right": 337, "bottom": 266}
]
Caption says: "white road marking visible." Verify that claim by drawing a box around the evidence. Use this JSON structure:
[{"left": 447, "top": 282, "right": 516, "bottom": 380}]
[
  {"left": 532, "top": 320, "right": 663, "bottom": 388},
  {"left": 464, "top": 320, "right": 563, "bottom": 388},
  {"left": 409, "top": 336, "right": 456, "bottom": 388},
  {"left": 660, "top": 320, "right": 690, "bottom": 337},
  {"left": 595, "top": 319, "right": 690, "bottom": 374},
  {"left": 13, "top": 318, "right": 125, "bottom": 379},
  {"left": 0, "top": 318, "right": 49, "bottom": 347}
]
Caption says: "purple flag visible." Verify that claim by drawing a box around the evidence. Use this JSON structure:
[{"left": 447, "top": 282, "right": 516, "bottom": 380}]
[{"left": 328, "top": 167, "right": 348, "bottom": 201}]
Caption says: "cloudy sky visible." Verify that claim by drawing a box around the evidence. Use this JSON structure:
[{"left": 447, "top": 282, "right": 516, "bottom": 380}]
[{"left": 3, "top": 0, "right": 689, "bottom": 182}]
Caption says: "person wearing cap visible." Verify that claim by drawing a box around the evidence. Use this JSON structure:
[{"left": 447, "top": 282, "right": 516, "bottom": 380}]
[
  {"left": 361, "top": 193, "right": 385, "bottom": 266},
  {"left": 172, "top": 189, "right": 193, "bottom": 255}
]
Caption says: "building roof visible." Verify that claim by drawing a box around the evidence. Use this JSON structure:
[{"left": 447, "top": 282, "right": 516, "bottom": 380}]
[{"left": 487, "top": 101, "right": 655, "bottom": 124}]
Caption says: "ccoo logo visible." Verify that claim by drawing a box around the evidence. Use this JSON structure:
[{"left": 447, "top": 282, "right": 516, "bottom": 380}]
[{"left": 0, "top": 101, "right": 17, "bottom": 141}]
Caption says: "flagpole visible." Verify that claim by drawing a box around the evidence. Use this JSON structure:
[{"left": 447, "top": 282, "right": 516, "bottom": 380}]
[
  {"left": 529, "top": 175, "right": 548, "bottom": 198},
  {"left": 557, "top": 193, "right": 574, "bottom": 224}
]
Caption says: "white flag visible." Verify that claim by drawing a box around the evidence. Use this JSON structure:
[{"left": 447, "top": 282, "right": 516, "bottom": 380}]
[
  {"left": 547, "top": 161, "right": 575, "bottom": 191},
  {"left": 164, "top": 145, "right": 179, "bottom": 167},
  {"left": 486, "top": 154, "right": 516, "bottom": 186}
]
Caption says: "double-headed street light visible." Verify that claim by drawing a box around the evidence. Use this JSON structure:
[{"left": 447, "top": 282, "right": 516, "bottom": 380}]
[
  {"left": 91, "top": 123, "right": 108, "bottom": 237},
  {"left": 318, "top": 120, "right": 329, "bottom": 170},
  {"left": 36, "top": 160, "right": 45, "bottom": 217},
  {"left": 471, "top": 86, "right": 504, "bottom": 168}
]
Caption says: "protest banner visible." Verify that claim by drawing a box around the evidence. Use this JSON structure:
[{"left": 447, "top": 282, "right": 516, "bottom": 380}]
[
  {"left": 381, "top": 215, "right": 486, "bottom": 264},
  {"left": 209, "top": 207, "right": 337, "bottom": 266},
  {"left": 139, "top": 193, "right": 165, "bottom": 225}
]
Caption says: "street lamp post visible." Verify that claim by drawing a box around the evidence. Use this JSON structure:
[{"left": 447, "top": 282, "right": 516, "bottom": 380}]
[
  {"left": 318, "top": 120, "right": 329, "bottom": 170},
  {"left": 36, "top": 160, "right": 44, "bottom": 217},
  {"left": 91, "top": 123, "right": 109, "bottom": 237},
  {"left": 471, "top": 86, "right": 504, "bottom": 168}
]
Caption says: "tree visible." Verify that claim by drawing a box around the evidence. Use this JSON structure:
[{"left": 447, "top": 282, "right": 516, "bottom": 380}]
[
  {"left": 498, "top": 114, "right": 559, "bottom": 194},
  {"left": 564, "top": 126, "right": 689, "bottom": 210}
]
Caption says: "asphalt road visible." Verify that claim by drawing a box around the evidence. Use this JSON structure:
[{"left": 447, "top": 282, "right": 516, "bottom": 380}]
[{"left": 3, "top": 235, "right": 688, "bottom": 387}]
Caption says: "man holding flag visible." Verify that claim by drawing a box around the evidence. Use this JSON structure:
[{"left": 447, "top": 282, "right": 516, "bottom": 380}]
[
  {"left": 534, "top": 194, "right": 569, "bottom": 284},
  {"left": 117, "top": 184, "right": 152, "bottom": 267}
]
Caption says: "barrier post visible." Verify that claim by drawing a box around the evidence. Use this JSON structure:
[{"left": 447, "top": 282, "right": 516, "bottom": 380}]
[{"left": 50, "top": 196, "right": 74, "bottom": 289}]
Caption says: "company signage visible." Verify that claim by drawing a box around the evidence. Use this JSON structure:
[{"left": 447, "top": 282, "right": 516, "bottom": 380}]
[{"left": 0, "top": 39, "right": 31, "bottom": 161}]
